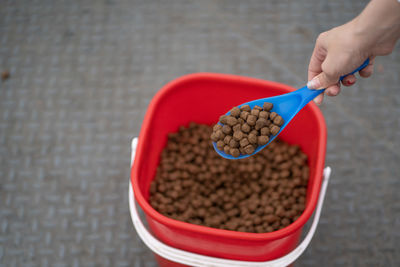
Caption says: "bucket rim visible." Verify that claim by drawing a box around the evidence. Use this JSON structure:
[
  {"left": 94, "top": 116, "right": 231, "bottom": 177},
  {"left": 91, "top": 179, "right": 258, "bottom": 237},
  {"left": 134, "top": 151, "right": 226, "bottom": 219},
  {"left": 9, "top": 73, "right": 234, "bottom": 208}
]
[{"left": 131, "top": 72, "right": 327, "bottom": 242}]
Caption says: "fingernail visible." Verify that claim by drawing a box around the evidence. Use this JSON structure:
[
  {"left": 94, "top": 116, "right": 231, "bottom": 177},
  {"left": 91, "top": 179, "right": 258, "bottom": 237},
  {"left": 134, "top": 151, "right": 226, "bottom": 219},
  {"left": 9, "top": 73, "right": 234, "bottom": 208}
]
[{"left": 307, "top": 78, "right": 320, "bottom": 90}]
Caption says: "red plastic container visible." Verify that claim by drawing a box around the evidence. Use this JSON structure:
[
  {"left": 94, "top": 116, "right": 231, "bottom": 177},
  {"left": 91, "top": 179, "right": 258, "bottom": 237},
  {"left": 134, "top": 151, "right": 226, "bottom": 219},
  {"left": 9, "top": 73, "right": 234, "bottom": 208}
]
[{"left": 131, "top": 73, "right": 327, "bottom": 266}]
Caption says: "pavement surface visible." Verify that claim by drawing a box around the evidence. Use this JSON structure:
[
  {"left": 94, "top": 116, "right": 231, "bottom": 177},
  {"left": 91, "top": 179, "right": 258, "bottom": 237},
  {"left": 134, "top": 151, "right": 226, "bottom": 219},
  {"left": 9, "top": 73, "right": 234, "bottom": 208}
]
[{"left": 1, "top": 0, "right": 399, "bottom": 266}]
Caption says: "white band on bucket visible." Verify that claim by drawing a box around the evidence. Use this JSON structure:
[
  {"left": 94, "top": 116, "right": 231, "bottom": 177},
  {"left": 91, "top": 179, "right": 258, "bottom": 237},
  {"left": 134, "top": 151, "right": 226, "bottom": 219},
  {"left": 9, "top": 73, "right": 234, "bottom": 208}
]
[{"left": 130, "top": 137, "right": 331, "bottom": 267}]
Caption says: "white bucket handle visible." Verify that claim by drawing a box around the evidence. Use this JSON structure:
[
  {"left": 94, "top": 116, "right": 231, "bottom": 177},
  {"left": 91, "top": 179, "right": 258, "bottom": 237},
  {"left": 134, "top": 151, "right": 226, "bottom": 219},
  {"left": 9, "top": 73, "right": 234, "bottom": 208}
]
[{"left": 129, "top": 137, "right": 331, "bottom": 267}]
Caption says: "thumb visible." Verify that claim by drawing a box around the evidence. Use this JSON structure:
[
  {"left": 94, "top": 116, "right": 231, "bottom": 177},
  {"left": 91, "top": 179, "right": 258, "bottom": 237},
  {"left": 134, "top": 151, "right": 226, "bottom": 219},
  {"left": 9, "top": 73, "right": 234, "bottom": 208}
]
[{"left": 307, "top": 71, "right": 339, "bottom": 90}]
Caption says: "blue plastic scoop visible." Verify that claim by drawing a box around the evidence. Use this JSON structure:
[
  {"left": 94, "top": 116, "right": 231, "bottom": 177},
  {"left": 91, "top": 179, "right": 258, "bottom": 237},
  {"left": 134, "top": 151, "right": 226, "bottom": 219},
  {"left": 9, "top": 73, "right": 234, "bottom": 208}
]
[{"left": 213, "top": 58, "right": 370, "bottom": 159}]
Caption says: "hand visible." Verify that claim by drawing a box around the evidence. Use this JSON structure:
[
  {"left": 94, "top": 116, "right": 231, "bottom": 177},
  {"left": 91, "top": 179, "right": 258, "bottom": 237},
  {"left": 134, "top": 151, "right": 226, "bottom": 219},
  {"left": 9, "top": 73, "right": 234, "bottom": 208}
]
[{"left": 307, "top": 0, "right": 400, "bottom": 105}]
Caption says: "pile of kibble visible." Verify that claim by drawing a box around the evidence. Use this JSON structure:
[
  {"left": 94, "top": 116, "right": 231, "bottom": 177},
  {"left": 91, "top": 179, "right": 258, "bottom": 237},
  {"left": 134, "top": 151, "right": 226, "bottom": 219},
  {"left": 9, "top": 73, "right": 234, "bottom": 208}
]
[
  {"left": 211, "top": 102, "right": 284, "bottom": 157},
  {"left": 149, "top": 123, "right": 309, "bottom": 233}
]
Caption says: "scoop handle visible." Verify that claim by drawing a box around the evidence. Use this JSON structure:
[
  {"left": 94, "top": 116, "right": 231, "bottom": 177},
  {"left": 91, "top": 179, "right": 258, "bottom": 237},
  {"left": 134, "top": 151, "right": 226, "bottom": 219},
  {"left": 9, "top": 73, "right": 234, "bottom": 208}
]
[
  {"left": 299, "top": 58, "right": 370, "bottom": 109},
  {"left": 339, "top": 58, "right": 370, "bottom": 81}
]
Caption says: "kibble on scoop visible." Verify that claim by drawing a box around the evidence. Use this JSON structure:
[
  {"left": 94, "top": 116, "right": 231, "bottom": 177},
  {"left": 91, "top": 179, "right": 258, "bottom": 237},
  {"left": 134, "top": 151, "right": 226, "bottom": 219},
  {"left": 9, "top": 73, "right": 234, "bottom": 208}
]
[{"left": 211, "top": 103, "right": 284, "bottom": 157}]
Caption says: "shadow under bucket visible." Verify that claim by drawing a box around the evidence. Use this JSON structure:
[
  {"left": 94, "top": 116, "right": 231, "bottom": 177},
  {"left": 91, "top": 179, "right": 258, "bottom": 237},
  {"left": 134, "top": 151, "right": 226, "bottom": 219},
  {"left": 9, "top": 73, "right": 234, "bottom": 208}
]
[{"left": 130, "top": 73, "right": 328, "bottom": 266}]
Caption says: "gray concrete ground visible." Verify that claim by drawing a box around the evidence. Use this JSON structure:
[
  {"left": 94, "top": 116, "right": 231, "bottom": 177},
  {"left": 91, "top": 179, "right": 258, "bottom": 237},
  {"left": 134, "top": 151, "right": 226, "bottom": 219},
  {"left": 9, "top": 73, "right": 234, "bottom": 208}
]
[{"left": 1, "top": 0, "right": 399, "bottom": 266}]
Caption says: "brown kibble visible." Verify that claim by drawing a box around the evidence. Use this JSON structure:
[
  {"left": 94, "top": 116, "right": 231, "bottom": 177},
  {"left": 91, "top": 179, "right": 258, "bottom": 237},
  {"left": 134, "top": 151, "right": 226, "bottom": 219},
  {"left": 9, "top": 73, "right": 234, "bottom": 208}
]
[
  {"left": 240, "top": 138, "right": 250, "bottom": 148},
  {"left": 276, "top": 206, "right": 285, "bottom": 217},
  {"left": 237, "top": 118, "right": 245, "bottom": 125},
  {"left": 229, "top": 139, "right": 239, "bottom": 148},
  {"left": 273, "top": 116, "right": 284, "bottom": 126},
  {"left": 240, "top": 105, "right": 251, "bottom": 112},
  {"left": 255, "top": 118, "right": 267, "bottom": 130},
  {"left": 270, "top": 125, "right": 280, "bottom": 135},
  {"left": 281, "top": 218, "right": 291, "bottom": 227},
  {"left": 269, "top": 112, "right": 277, "bottom": 120},
  {"left": 215, "top": 130, "right": 225, "bottom": 140},
  {"left": 246, "top": 115, "right": 257, "bottom": 126},
  {"left": 248, "top": 131, "right": 257, "bottom": 138},
  {"left": 260, "top": 127, "right": 270, "bottom": 136},
  {"left": 233, "top": 131, "right": 244, "bottom": 141},
  {"left": 259, "top": 111, "right": 269, "bottom": 119},
  {"left": 263, "top": 102, "right": 273, "bottom": 111},
  {"left": 248, "top": 133, "right": 257, "bottom": 144},
  {"left": 224, "top": 145, "right": 230, "bottom": 154},
  {"left": 244, "top": 144, "right": 255, "bottom": 154},
  {"left": 153, "top": 123, "right": 309, "bottom": 233},
  {"left": 213, "top": 124, "right": 222, "bottom": 132},
  {"left": 226, "top": 116, "right": 238, "bottom": 126},
  {"left": 240, "top": 111, "right": 249, "bottom": 121},
  {"left": 255, "top": 225, "right": 264, "bottom": 233},
  {"left": 241, "top": 123, "right": 251, "bottom": 133},
  {"left": 231, "top": 124, "right": 240, "bottom": 132},
  {"left": 1, "top": 71, "right": 10, "bottom": 81},
  {"left": 222, "top": 125, "right": 232, "bottom": 135},
  {"left": 216, "top": 140, "right": 225, "bottom": 150},
  {"left": 210, "top": 133, "right": 218, "bottom": 142},
  {"left": 219, "top": 115, "right": 228, "bottom": 124},
  {"left": 251, "top": 109, "right": 260, "bottom": 117},
  {"left": 230, "top": 107, "right": 241, "bottom": 117},
  {"left": 224, "top": 135, "right": 232, "bottom": 145},
  {"left": 257, "top": 136, "right": 269, "bottom": 146},
  {"left": 230, "top": 148, "right": 240, "bottom": 157},
  {"left": 254, "top": 105, "right": 262, "bottom": 111},
  {"left": 265, "top": 214, "right": 278, "bottom": 223}
]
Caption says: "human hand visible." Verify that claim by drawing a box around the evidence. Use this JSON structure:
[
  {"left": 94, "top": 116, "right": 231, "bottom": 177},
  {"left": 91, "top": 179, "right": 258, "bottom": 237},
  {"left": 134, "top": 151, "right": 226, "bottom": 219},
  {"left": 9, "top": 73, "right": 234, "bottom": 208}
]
[{"left": 307, "top": 0, "right": 400, "bottom": 105}]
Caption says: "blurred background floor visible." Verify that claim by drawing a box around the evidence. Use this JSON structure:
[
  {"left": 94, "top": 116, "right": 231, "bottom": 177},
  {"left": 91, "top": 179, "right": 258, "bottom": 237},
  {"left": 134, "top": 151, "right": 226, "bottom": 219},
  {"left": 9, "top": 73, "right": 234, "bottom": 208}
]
[{"left": 1, "top": 0, "right": 399, "bottom": 266}]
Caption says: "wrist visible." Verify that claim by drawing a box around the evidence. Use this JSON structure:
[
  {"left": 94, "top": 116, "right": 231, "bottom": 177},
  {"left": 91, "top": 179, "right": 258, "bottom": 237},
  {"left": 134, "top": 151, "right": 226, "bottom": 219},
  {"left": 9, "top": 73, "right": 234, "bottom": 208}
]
[{"left": 352, "top": 0, "right": 400, "bottom": 52}]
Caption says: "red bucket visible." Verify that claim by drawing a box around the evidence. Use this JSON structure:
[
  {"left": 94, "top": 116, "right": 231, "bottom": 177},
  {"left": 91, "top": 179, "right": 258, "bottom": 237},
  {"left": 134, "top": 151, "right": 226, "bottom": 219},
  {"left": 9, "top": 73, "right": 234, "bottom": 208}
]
[{"left": 131, "top": 73, "right": 328, "bottom": 266}]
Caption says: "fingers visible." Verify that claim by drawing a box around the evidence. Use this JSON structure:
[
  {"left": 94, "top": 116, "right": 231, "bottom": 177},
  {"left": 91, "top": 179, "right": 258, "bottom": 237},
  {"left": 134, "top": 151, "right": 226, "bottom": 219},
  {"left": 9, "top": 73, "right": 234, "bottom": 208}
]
[
  {"left": 325, "top": 83, "right": 341, "bottom": 96},
  {"left": 307, "top": 71, "right": 339, "bottom": 90},
  {"left": 313, "top": 93, "right": 324, "bottom": 105},
  {"left": 359, "top": 56, "right": 375, "bottom": 77},
  {"left": 341, "top": 74, "right": 357, "bottom": 86},
  {"left": 308, "top": 35, "right": 327, "bottom": 81},
  {"left": 313, "top": 83, "right": 341, "bottom": 105}
]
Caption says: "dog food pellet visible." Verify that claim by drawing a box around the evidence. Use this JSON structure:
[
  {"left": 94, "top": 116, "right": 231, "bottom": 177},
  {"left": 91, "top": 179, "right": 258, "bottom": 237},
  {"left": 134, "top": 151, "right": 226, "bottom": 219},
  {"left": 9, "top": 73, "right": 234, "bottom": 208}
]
[
  {"left": 240, "top": 111, "right": 249, "bottom": 120},
  {"left": 211, "top": 102, "right": 285, "bottom": 157},
  {"left": 1, "top": 70, "right": 10, "bottom": 81},
  {"left": 248, "top": 133, "right": 257, "bottom": 144},
  {"left": 258, "top": 136, "right": 269, "bottom": 145},
  {"left": 224, "top": 135, "right": 232, "bottom": 144},
  {"left": 220, "top": 115, "right": 228, "bottom": 124},
  {"left": 230, "top": 107, "right": 241, "bottom": 117},
  {"left": 251, "top": 109, "right": 260, "bottom": 116},
  {"left": 150, "top": 123, "right": 309, "bottom": 233},
  {"left": 213, "top": 124, "right": 222, "bottom": 131},
  {"left": 240, "top": 138, "right": 249, "bottom": 148},
  {"left": 229, "top": 139, "right": 239, "bottom": 148},
  {"left": 247, "top": 115, "right": 257, "bottom": 126},
  {"left": 216, "top": 140, "right": 225, "bottom": 150},
  {"left": 260, "top": 127, "right": 270, "bottom": 136},
  {"left": 233, "top": 131, "right": 244, "bottom": 141},
  {"left": 240, "top": 105, "right": 251, "bottom": 112},
  {"left": 270, "top": 125, "right": 280, "bottom": 135},
  {"left": 222, "top": 125, "right": 232, "bottom": 135},
  {"left": 244, "top": 144, "right": 255, "bottom": 154},
  {"left": 241, "top": 123, "right": 251, "bottom": 133},
  {"left": 230, "top": 148, "right": 240, "bottom": 157},
  {"left": 263, "top": 102, "right": 273, "bottom": 111},
  {"left": 259, "top": 111, "right": 269, "bottom": 119},
  {"left": 273, "top": 116, "right": 284, "bottom": 126},
  {"left": 226, "top": 116, "right": 238, "bottom": 126}
]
